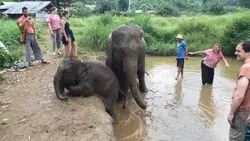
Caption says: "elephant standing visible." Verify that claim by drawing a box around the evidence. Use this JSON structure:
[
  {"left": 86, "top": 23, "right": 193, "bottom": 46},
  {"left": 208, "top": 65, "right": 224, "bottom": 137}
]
[
  {"left": 106, "top": 25, "right": 148, "bottom": 109},
  {"left": 53, "top": 59, "right": 120, "bottom": 123}
]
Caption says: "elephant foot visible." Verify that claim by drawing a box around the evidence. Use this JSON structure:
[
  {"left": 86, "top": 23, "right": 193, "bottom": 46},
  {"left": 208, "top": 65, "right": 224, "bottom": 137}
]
[
  {"left": 116, "top": 97, "right": 125, "bottom": 104},
  {"left": 140, "top": 87, "right": 148, "bottom": 93}
]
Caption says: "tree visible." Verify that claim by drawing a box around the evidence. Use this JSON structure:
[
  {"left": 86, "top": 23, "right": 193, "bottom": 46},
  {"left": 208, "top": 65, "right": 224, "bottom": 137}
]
[
  {"left": 96, "top": 0, "right": 118, "bottom": 13},
  {"left": 238, "top": 0, "right": 250, "bottom": 9},
  {"left": 118, "top": 0, "right": 129, "bottom": 11}
]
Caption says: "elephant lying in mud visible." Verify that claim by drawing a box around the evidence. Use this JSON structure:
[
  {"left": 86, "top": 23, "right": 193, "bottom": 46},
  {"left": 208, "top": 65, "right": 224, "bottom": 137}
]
[
  {"left": 53, "top": 58, "right": 122, "bottom": 124},
  {"left": 106, "top": 25, "right": 148, "bottom": 109}
]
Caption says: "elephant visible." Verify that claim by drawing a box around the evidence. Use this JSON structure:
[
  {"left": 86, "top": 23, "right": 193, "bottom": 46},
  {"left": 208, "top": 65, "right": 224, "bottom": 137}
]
[
  {"left": 53, "top": 58, "right": 122, "bottom": 124},
  {"left": 105, "top": 25, "right": 148, "bottom": 109}
]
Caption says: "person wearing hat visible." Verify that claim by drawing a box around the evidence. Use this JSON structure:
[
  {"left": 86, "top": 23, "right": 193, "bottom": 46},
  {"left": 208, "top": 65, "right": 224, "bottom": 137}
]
[
  {"left": 175, "top": 34, "right": 188, "bottom": 80},
  {"left": 188, "top": 43, "right": 230, "bottom": 85}
]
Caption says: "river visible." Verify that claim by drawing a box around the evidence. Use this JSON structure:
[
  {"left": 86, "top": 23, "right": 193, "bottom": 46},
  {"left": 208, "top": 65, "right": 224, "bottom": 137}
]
[{"left": 115, "top": 56, "right": 243, "bottom": 141}]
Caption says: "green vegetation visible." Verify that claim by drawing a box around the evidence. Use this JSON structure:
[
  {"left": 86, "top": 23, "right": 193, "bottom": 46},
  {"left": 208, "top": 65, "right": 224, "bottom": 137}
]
[{"left": 1, "top": 11, "right": 250, "bottom": 68}]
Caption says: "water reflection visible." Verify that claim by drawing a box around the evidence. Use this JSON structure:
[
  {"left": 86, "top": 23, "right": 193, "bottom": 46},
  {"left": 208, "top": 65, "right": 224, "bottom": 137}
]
[
  {"left": 174, "top": 79, "right": 183, "bottom": 104},
  {"left": 198, "top": 86, "right": 216, "bottom": 127}
]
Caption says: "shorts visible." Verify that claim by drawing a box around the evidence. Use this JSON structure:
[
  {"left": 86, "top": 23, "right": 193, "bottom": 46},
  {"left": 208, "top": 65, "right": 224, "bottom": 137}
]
[{"left": 177, "top": 58, "right": 185, "bottom": 68}]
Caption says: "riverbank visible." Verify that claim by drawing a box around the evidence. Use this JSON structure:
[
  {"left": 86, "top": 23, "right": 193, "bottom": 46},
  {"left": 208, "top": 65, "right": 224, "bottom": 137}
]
[{"left": 0, "top": 53, "right": 118, "bottom": 141}]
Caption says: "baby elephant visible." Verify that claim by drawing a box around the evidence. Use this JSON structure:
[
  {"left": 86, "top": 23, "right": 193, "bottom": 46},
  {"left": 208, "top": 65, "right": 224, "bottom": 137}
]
[{"left": 53, "top": 59, "right": 120, "bottom": 124}]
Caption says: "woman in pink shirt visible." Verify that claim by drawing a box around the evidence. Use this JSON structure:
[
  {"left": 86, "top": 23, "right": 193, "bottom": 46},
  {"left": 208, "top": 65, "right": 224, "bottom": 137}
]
[
  {"left": 189, "top": 43, "right": 230, "bottom": 85},
  {"left": 47, "top": 7, "right": 62, "bottom": 55}
]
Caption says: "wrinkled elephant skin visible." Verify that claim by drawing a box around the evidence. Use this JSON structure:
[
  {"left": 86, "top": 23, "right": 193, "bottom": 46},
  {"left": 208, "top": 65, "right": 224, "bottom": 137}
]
[
  {"left": 106, "top": 25, "right": 148, "bottom": 109},
  {"left": 53, "top": 59, "right": 119, "bottom": 124}
]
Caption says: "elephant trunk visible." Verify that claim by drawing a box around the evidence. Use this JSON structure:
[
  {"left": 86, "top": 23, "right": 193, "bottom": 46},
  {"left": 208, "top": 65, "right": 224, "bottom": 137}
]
[
  {"left": 124, "top": 59, "right": 147, "bottom": 109},
  {"left": 53, "top": 74, "right": 67, "bottom": 100}
]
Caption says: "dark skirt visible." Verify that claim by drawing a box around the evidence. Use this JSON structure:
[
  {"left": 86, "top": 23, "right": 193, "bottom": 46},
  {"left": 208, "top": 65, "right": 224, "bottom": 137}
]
[
  {"left": 201, "top": 60, "right": 214, "bottom": 85},
  {"left": 62, "top": 29, "right": 75, "bottom": 45}
]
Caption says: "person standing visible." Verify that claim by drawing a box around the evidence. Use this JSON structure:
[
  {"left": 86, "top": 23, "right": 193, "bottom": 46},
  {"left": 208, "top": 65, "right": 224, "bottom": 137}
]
[
  {"left": 61, "top": 9, "right": 77, "bottom": 58},
  {"left": 47, "top": 6, "right": 62, "bottom": 55},
  {"left": 175, "top": 34, "right": 188, "bottom": 80},
  {"left": 228, "top": 40, "right": 250, "bottom": 141},
  {"left": 17, "top": 7, "right": 49, "bottom": 67},
  {"left": 189, "top": 43, "right": 230, "bottom": 85}
]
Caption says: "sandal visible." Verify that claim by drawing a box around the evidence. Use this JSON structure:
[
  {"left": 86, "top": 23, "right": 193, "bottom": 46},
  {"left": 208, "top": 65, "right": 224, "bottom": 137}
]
[
  {"left": 41, "top": 60, "right": 50, "bottom": 64},
  {"left": 29, "top": 62, "right": 35, "bottom": 66}
]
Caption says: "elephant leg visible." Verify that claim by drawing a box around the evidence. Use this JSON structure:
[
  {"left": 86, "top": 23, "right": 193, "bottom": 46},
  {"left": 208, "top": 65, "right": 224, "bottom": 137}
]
[
  {"left": 112, "top": 67, "right": 127, "bottom": 104},
  {"left": 137, "top": 67, "right": 148, "bottom": 93},
  {"left": 104, "top": 97, "right": 117, "bottom": 124}
]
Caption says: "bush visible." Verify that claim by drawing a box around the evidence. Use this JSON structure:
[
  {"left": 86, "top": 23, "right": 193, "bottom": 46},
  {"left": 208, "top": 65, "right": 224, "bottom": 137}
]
[
  {"left": 221, "top": 15, "right": 250, "bottom": 56},
  {"left": 203, "top": 2, "right": 226, "bottom": 15},
  {"left": 69, "top": 2, "right": 92, "bottom": 18},
  {"left": 0, "top": 50, "right": 18, "bottom": 69}
]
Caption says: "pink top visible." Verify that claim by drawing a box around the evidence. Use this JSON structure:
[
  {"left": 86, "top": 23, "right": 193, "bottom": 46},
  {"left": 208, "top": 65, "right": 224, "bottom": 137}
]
[
  {"left": 203, "top": 49, "right": 224, "bottom": 68},
  {"left": 47, "top": 14, "right": 61, "bottom": 30}
]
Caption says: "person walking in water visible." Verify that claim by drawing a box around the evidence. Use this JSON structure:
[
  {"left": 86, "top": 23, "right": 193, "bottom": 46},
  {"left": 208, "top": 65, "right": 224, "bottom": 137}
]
[
  {"left": 228, "top": 40, "right": 250, "bottom": 141},
  {"left": 47, "top": 6, "right": 62, "bottom": 55},
  {"left": 189, "top": 43, "right": 229, "bottom": 85},
  {"left": 175, "top": 34, "right": 188, "bottom": 80}
]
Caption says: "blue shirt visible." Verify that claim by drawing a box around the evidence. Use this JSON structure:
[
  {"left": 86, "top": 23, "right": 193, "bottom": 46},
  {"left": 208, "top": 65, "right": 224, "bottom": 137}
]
[{"left": 176, "top": 41, "right": 187, "bottom": 59}]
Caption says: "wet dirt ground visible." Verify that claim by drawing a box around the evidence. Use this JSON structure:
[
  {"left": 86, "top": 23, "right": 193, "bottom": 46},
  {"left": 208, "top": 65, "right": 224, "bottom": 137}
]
[{"left": 0, "top": 53, "right": 116, "bottom": 141}]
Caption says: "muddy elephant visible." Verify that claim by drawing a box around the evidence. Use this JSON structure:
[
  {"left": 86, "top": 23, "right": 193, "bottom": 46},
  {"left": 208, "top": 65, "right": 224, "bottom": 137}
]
[
  {"left": 53, "top": 58, "right": 120, "bottom": 123},
  {"left": 105, "top": 25, "right": 148, "bottom": 109}
]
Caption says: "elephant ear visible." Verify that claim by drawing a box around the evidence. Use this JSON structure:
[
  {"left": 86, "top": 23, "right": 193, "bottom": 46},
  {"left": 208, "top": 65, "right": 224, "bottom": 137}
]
[{"left": 77, "top": 62, "right": 88, "bottom": 81}]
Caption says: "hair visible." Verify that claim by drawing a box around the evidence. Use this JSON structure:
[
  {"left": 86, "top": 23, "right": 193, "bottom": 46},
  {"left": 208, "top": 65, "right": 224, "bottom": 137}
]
[
  {"left": 240, "top": 40, "right": 250, "bottom": 53},
  {"left": 22, "top": 7, "right": 28, "bottom": 12},
  {"left": 61, "top": 9, "right": 69, "bottom": 17},
  {"left": 50, "top": 6, "right": 57, "bottom": 12},
  {"left": 213, "top": 43, "right": 222, "bottom": 52}
]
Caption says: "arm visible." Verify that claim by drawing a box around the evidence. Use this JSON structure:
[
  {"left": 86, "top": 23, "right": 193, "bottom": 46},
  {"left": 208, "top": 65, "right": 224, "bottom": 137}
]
[
  {"left": 223, "top": 58, "right": 230, "bottom": 67},
  {"left": 188, "top": 50, "right": 205, "bottom": 56},
  {"left": 228, "top": 76, "right": 249, "bottom": 126},
  {"left": 47, "top": 16, "right": 53, "bottom": 35}
]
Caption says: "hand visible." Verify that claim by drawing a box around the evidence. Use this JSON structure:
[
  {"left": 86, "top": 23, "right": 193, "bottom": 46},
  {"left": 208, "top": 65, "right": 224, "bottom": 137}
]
[
  {"left": 227, "top": 113, "right": 235, "bottom": 128},
  {"left": 226, "top": 64, "right": 230, "bottom": 67},
  {"left": 65, "top": 37, "right": 69, "bottom": 41},
  {"left": 186, "top": 57, "right": 188, "bottom": 60},
  {"left": 50, "top": 31, "right": 54, "bottom": 36}
]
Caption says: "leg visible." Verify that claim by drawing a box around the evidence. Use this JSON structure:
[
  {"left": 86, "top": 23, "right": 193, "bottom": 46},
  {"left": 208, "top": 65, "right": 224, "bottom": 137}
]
[
  {"left": 175, "top": 59, "right": 180, "bottom": 80},
  {"left": 56, "top": 29, "right": 61, "bottom": 50},
  {"left": 104, "top": 97, "right": 117, "bottom": 124},
  {"left": 207, "top": 68, "right": 214, "bottom": 85},
  {"left": 64, "top": 38, "right": 72, "bottom": 58},
  {"left": 137, "top": 61, "right": 148, "bottom": 92},
  {"left": 201, "top": 61, "right": 208, "bottom": 85},
  {"left": 180, "top": 59, "right": 184, "bottom": 79},
  {"left": 71, "top": 42, "right": 77, "bottom": 57},
  {"left": 229, "top": 109, "right": 249, "bottom": 141},
  {"left": 25, "top": 34, "right": 32, "bottom": 66},
  {"left": 51, "top": 31, "right": 56, "bottom": 54},
  {"left": 31, "top": 36, "right": 44, "bottom": 61}
]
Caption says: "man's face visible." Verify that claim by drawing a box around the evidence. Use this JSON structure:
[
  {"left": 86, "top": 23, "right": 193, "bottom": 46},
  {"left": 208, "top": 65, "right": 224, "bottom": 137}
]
[
  {"left": 23, "top": 9, "right": 29, "bottom": 17},
  {"left": 235, "top": 44, "right": 250, "bottom": 61},
  {"left": 177, "top": 38, "right": 182, "bottom": 43}
]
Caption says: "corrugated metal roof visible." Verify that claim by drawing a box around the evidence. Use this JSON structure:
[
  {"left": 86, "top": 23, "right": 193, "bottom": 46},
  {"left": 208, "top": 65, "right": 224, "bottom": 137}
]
[
  {"left": 0, "top": 2, "right": 18, "bottom": 10},
  {"left": 3, "top": 1, "right": 51, "bottom": 14}
]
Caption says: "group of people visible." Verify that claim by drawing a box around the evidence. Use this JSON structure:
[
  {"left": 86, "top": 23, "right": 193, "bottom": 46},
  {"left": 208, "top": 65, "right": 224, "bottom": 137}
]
[
  {"left": 176, "top": 34, "right": 250, "bottom": 141},
  {"left": 17, "top": 6, "right": 77, "bottom": 68}
]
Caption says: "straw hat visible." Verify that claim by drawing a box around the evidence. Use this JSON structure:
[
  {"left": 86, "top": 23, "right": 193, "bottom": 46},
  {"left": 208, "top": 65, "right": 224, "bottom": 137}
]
[{"left": 176, "top": 34, "right": 183, "bottom": 39}]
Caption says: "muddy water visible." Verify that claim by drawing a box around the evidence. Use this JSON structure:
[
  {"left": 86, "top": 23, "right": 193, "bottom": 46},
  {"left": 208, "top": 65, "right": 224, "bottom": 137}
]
[{"left": 115, "top": 56, "right": 243, "bottom": 141}]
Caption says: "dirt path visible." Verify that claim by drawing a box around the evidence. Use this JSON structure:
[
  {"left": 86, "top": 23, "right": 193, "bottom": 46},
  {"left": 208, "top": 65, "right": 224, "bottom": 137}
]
[{"left": 0, "top": 53, "right": 116, "bottom": 141}]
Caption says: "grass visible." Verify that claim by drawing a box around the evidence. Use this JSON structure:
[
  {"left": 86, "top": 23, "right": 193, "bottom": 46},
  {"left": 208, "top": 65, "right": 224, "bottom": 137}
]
[{"left": 1, "top": 11, "right": 250, "bottom": 68}]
